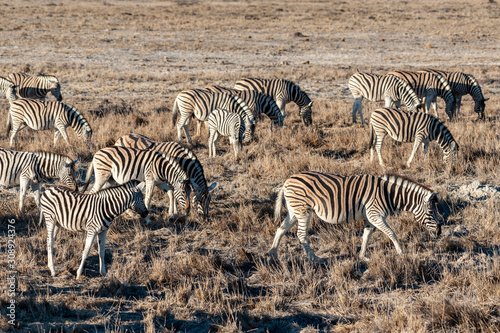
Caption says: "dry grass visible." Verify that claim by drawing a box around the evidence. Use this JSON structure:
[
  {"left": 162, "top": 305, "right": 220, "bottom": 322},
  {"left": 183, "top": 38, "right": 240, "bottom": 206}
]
[{"left": 0, "top": 0, "right": 499, "bottom": 332}]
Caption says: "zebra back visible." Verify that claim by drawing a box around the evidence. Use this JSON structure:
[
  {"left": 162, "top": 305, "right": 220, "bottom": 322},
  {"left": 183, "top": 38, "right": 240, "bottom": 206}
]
[
  {"left": 0, "top": 76, "right": 17, "bottom": 105},
  {"left": 8, "top": 72, "right": 62, "bottom": 101}
]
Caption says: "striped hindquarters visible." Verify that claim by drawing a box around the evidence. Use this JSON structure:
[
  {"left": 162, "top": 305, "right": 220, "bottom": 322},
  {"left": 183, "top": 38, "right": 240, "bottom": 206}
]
[
  {"left": 8, "top": 72, "right": 62, "bottom": 101},
  {"left": 370, "top": 107, "right": 427, "bottom": 143},
  {"left": 0, "top": 76, "right": 17, "bottom": 105},
  {"left": 208, "top": 109, "right": 244, "bottom": 144},
  {"left": 348, "top": 72, "right": 385, "bottom": 101},
  {"left": 0, "top": 148, "right": 38, "bottom": 186}
]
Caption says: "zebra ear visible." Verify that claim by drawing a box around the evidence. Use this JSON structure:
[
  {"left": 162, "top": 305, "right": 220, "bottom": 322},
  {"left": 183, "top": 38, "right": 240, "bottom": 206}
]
[
  {"left": 208, "top": 182, "right": 217, "bottom": 192},
  {"left": 483, "top": 98, "right": 489, "bottom": 102},
  {"left": 308, "top": 101, "right": 313, "bottom": 107},
  {"left": 135, "top": 182, "right": 146, "bottom": 191}
]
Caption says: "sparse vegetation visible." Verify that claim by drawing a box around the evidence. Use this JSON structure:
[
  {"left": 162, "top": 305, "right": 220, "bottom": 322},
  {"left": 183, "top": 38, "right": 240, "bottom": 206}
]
[{"left": 0, "top": 0, "right": 499, "bottom": 332}]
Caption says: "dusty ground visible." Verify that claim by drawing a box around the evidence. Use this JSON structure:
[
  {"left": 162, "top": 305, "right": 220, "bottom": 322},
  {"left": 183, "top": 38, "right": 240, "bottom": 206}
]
[{"left": 0, "top": 0, "right": 499, "bottom": 332}]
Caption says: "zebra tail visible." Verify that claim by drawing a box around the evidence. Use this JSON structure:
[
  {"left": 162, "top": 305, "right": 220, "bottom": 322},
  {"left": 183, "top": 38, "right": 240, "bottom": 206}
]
[
  {"left": 172, "top": 99, "right": 179, "bottom": 127},
  {"left": 368, "top": 122, "right": 374, "bottom": 151},
  {"left": 38, "top": 210, "right": 44, "bottom": 226},
  {"left": 81, "top": 161, "right": 94, "bottom": 193},
  {"left": 6, "top": 112, "right": 11, "bottom": 136},
  {"left": 274, "top": 186, "right": 284, "bottom": 223}
]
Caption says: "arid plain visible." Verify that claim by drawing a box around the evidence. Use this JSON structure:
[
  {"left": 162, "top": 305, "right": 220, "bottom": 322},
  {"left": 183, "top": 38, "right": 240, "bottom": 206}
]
[{"left": 0, "top": 0, "right": 499, "bottom": 332}]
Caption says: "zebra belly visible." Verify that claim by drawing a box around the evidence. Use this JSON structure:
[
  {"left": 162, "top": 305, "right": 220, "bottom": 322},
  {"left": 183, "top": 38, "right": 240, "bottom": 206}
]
[{"left": 315, "top": 206, "right": 364, "bottom": 224}]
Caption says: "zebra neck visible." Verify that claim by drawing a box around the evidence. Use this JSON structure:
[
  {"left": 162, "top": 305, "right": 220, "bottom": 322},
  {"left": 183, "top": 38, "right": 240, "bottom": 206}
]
[
  {"left": 98, "top": 189, "right": 133, "bottom": 222},
  {"left": 384, "top": 178, "right": 428, "bottom": 214},
  {"left": 430, "top": 122, "right": 453, "bottom": 151}
]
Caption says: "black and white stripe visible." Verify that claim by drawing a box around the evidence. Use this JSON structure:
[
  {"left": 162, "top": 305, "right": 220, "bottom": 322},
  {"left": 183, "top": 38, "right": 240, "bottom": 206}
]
[
  {"left": 0, "top": 76, "right": 17, "bottom": 106},
  {"left": 0, "top": 148, "right": 77, "bottom": 211},
  {"left": 82, "top": 146, "right": 192, "bottom": 223},
  {"left": 271, "top": 171, "right": 441, "bottom": 262},
  {"left": 234, "top": 78, "right": 313, "bottom": 126},
  {"left": 369, "top": 107, "right": 458, "bottom": 168},
  {"left": 171, "top": 89, "right": 255, "bottom": 144},
  {"left": 387, "top": 70, "right": 456, "bottom": 120},
  {"left": 114, "top": 133, "right": 217, "bottom": 219},
  {"left": 40, "top": 180, "right": 148, "bottom": 278},
  {"left": 7, "top": 99, "right": 92, "bottom": 147},
  {"left": 205, "top": 85, "right": 285, "bottom": 127},
  {"left": 419, "top": 69, "right": 488, "bottom": 119},
  {"left": 8, "top": 72, "right": 62, "bottom": 102},
  {"left": 207, "top": 108, "right": 245, "bottom": 158},
  {"left": 348, "top": 72, "right": 421, "bottom": 124}
]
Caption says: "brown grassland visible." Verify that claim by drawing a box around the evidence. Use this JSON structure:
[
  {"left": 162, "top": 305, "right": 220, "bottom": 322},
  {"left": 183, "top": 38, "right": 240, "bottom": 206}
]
[{"left": 0, "top": 0, "right": 499, "bottom": 332}]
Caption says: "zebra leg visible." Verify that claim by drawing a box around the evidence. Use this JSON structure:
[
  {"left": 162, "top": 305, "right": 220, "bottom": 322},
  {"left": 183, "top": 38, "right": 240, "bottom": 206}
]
[
  {"left": 97, "top": 230, "right": 108, "bottom": 277},
  {"left": 9, "top": 123, "right": 20, "bottom": 148},
  {"left": 157, "top": 183, "right": 178, "bottom": 220},
  {"left": 230, "top": 136, "right": 239, "bottom": 158},
  {"left": 359, "top": 222, "right": 376, "bottom": 262},
  {"left": 176, "top": 113, "right": 192, "bottom": 144},
  {"left": 431, "top": 96, "right": 439, "bottom": 118},
  {"left": 374, "top": 134, "right": 386, "bottom": 168},
  {"left": 208, "top": 128, "right": 215, "bottom": 157},
  {"left": 46, "top": 214, "right": 57, "bottom": 277},
  {"left": 55, "top": 125, "right": 70, "bottom": 146},
  {"left": 407, "top": 135, "right": 424, "bottom": 167},
  {"left": 296, "top": 213, "right": 324, "bottom": 262},
  {"left": 32, "top": 182, "right": 41, "bottom": 208},
  {"left": 18, "top": 177, "right": 30, "bottom": 212},
  {"left": 456, "top": 96, "right": 462, "bottom": 118},
  {"left": 76, "top": 231, "right": 97, "bottom": 279},
  {"left": 422, "top": 139, "right": 430, "bottom": 161},
  {"left": 368, "top": 213, "right": 403, "bottom": 256},
  {"left": 277, "top": 99, "right": 286, "bottom": 116},
  {"left": 269, "top": 213, "right": 298, "bottom": 259},
  {"left": 143, "top": 180, "right": 156, "bottom": 224}
]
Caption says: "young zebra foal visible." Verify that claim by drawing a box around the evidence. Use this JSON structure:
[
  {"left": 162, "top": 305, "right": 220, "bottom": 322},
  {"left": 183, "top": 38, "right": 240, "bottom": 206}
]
[
  {"left": 369, "top": 107, "right": 458, "bottom": 168},
  {"left": 40, "top": 180, "right": 148, "bottom": 279},
  {"left": 207, "top": 109, "right": 245, "bottom": 158},
  {"left": 270, "top": 172, "right": 441, "bottom": 262}
]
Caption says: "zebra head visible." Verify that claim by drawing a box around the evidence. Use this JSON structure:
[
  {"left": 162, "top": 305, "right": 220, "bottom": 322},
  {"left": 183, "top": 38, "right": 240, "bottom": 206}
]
[
  {"left": 474, "top": 98, "right": 488, "bottom": 120},
  {"left": 129, "top": 181, "right": 148, "bottom": 218},
  {"left": 415, "top": 192, "right": 441, "bottom": 239},
  {"left": 299, "top": 101, "right": 313, "bottom": 126},
  {"left": 443, "top": 140, "right": 459, "bottom": 164},
  {"left": 83, "top": 127, "right": 93, "bottom": 145},
  {"left": 173, "top": 179, "right": 193, "bottom": 214},
  {"left": 61, "top": 158, "right": 79, "bottom": 192},
  {"left": 191, "top": 182, "right": 217, "bottom": 219}
]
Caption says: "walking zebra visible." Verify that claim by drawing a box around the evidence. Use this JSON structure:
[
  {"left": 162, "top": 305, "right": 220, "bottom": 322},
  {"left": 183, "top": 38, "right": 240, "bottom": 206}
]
[
  {"left": 387, "top": 70, "right": 456, "bottom": 120},
  {"left": 204, "top": 85, "right": 285, "bottom": 127},
  {"left": 114, "top": 133, "right": 217, "bottom": 219},
  {"left": 0, "top": 77, "right": 17, "bottom": 106},
  {"left": 369, "top": 107, "right": 458, "bottom": 168},
  {"left": 82, "top": 146, "right": 192, "bottom": 223},
  {"left": 8, "top": 72, "right": 62, "bottom": 101},
  {"left": 419, "top": 69, "right": 488, "bottom": 119},
  {"left": 348, "top": 72, "right": 421, "bottom": 124},
  {"left": 172, "top": 89, "right": 255, "bottom": 145},
  {"left": 40, "top": 180, "right": 148, "bottom": 278},
  {"left": 207, "top": 109, "right": 245, "bottom": 158},
  {"left": 270, "top": 171, "right": 441, "bottom": 262},
  {"left": 7, "top": 99, "right": 92, "bottom": 147},
  {"left": 0, "top": 148, "right": 77, "bottom": 212},
  {"left": 234, "top": 78, "right": 313, "bottom": 126}
]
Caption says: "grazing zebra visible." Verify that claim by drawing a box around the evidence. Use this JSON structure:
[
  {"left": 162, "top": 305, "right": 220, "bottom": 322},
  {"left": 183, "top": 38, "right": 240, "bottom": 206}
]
[
  {"left": 8, "top": 72, "right": 62, "bottom": 102},
  {"left": 114, "top": 133, "right": 217, "bottom": 219},
  {"left": 270, "top": 171, "right": 441, "bottom": 262},
  {"left": 7, "top": 99, "right": 92, "bottom": 147},
  {"left": 204, "top": 85, "right": 285, "bottom": 127},
  {"left": 234, "top": 78, "right": 313, "bottom": 126},
  {"left": 0, "top": 77, "right": 17, "bottom": 106},
  {"left": 40, "top": 180, "right": 148, "bottom": 278},
  {"left": 369, "top": 107, "right": 459, "bottom": 168},
  {"left": 82, "top": 146, "right": 192, "bottom": 223},
  {"left": 387, "top": 70, "right": 456, "bottom": 120},
  {"left": 419, "top": 69, "right": 488, "bottom": 119},
  {"left": 172, "top": 89, "right": 255, "bottom": 145},
  {"left": 348, "top": 72, "right": 421, "bottom": 125},
  {"left": 207, "top": 109, "right": 245, "bottom": 158},
  {"left": 0, "top": 148, "right": 77, "bottom": 212}
]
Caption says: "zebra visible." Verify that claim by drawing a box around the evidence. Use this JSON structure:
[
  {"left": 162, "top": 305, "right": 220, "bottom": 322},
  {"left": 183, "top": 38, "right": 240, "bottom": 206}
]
[
  {"left": 7, "top": 99, "right": 92, "bottom": 147},
  {"left": 0, "top": 148, "right": 77, "bottom": 212},
  {"left": 82, "top": 146, "right": 192, "bottom": 223},
  {"left": 270, "top": 171, "right": 441, "bottom": 262},
  {"left": 0, "top": 76, "right": 17, "bottom": 106},
  {"left": 348, "top": 72, "right": 422, "bottom": 125},
  {"left": 171, "top": 89, "right": 255, "bottom": 145},
  {"left": 40, "top": 180, "right": 148, "bottom": 279},
  {"left": 207, "top": 108, "right": 245, "bottom": 158},
  {"left": 204, "top": 85, "right": 285, "bottom": 127},
  {"left": 114, "top": 133, "right": 217, "bottom": 219},
  {"left": 8, "top": 72, "right": 62, "bottom": 102},
  {"left": 419, "top": 69, "right": 488, "bottom": 119},
  {"left": 369, "top": 107, "right": 459, "bottom": 168},
  {"left": 387, "top": 70, "right": 456, "bottom": 120},
  {"left": 233, "top": 78, "right": 313, "bottom": 126}
]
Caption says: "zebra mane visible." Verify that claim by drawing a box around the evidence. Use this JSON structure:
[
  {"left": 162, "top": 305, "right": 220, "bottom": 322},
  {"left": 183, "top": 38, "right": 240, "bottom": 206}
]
[
  {"left": 382, "top": 174, "right": 433, "bottom": 195},
  {"left": 465, "top": 73, "right": 479, "bottom": 86},
  {"left": 93, "top": 180, "right": 142, "bottom": 197},
  {"left": 64, "top": 103, "right": 91, "bottom": 130},
  {"left": 35, "top": 73, "right": 59, "bottom": 83},
  {"left": 159, "top": 152, "right": 188, "bottom": 179},
  {"left": 431, "top": 72, "right": 453, "bottom": 93}
]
